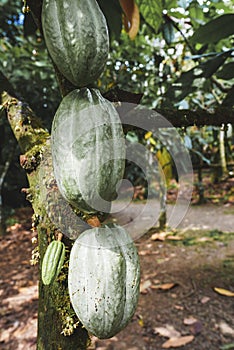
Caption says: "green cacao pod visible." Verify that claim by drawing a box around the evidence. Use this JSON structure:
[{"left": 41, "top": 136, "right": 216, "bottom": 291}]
[
  {"left": 42, "top": 240, "right": 66, "bottom": 285},
  {"left": 51, "top": 88, "right": 125, "bottom": 214},
  {"left": 68, "top": 225, "right": 140, "bottom": 339},
  {"left": 42, "top": 0, "right": 109, "bottom": 87}
]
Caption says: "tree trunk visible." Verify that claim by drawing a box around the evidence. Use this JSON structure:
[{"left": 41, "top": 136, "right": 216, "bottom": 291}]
[
  {"left": 2, "top": 92, "right": 90, "bottom": 350},
  {"left": 0, "top": 145, "right": 14, "bottom": 236},
  {"left": 159, "top": 180, "right": 167, "bottom": 230},
  {"left": 219, "top": 125, "right": 228, "bottom": 179},
  {"left": 37, "top": 247, "right": 89, "bottom": 350}
]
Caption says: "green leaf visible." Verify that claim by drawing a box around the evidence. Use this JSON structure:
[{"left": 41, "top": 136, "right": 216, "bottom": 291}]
[
  {"left": 190, "top": 14, "right": 234, "bottom": 44},
  {"left": 136, "top": 0, "right": 163, "bottom": 33},
  {"left": 189, "top": 2, "right": 204, "bottom": 27},
  {"left": 200, "top": 51, "right": 233, "bottom": 78},
  {"left": 97, "top": 0, "right": 122, "bottom": 39},
  {"left": 184, "top": 135, "right": 192, "bottom": 150},
  {"left": 222, "top": 85, "right": 234, "bottom": 107},
  {"left": 162, "top": 20, "right": 175, "bottom": 45},
  {"left": 23, "top": 12, "right": 37, "bottom": 38},
  {"left": 164, "top": 0, "right": 177, "bottom": 10},
  {"left": 163, "top": 51, "right": 233, "bottom": 103},
  {"left": 192, "top": 149, "right": 211, "bottom": 164},
  {"left": 216, "top": 62, "right": 234, "bottom": 80},
  {"left": 178, "top": 0, "right": 189, "bottom": 9},
  {"left": 0, "top": 0, "right": 8, "bottom": 5}
]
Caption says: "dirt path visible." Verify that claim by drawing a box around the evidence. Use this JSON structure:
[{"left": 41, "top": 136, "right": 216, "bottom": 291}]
[
  {"left": 110, "top": 201, "right": 234, "bottom": 240},
  {"left": 0, "top": 205, "right": 234, "bottom": 350}
]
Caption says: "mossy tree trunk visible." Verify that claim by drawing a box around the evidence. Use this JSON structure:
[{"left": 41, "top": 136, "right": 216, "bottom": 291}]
[{"left": 2, "top": 91, "right": 90, "bottom": 350}]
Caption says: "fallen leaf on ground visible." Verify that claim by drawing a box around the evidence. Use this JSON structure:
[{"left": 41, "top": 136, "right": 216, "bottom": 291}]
[
  {"left": 182, "top": 312, "right": 202, "bottom": 334},
  {"left": 138, "top": 319, "right": 144, "bottom": 327},
  {"left": 174, "top": 305, "right": 184, "bottom": 310},
  {"left": 151, "top": 283, "right": 177, "bottom": 291},
  {"left": 140, "top": 280, "right": 152, "bottom": 294},
  {"left": 151, "top": 232, "right": 167, "bottom": 241},
  {"left": 143, "top": 272, "right": 158, "bottom": 280},
  {"left": 214, "top": 287, "right": 234, "bottom": 297},
  {"left": 154, "top": 324, "right": 181, "bottom": 338},
  {"left": 139, "top": 250, "right": 159, "bottom": 256},
  {"left": 219, "top": 321, "right": 234, "bottom": 336},
  {"left": 166, "top": 235, "right": 183, "bottom": 241},
  {"left": 151, "top": 231, "right": 182, "bottom": 241},
  {"left": 183, "top": 316, "right": 198, "bottom": 325},
  {"left": 200, "top": 296, "right": 210, "bottom": 304},
  {"left": 162, "top": 335, "right": 195, "bottom": 348},
  {"left": 152, "top": 279, "right": 161, "bottom": 284}
]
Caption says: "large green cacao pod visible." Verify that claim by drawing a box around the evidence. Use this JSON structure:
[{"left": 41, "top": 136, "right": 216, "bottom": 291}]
[
  {"left": 51, "top": 88, "right": 125, "bottom": 214},
  {"left": 42, "top": 240, "right": 65, "bottom": 285},
  {"left": 42, "top": 0, "right": 109, "bottom": 87},
  {"left": 68, "top": 225, "right": 140, "bottom": 339}
]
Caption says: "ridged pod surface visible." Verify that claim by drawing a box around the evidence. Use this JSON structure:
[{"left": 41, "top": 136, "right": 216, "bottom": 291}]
[
  {"left": 42, "top": 240, "right": 66, "bottom": 285},
  {"left": 51, "top": 88, "right": 125, "bottom": 214},
  {"left": 68, "top": 225, "right": 140, "bottom": 339},
  {"left": 42, "top": 0, "right": 109, "bottom": 86}
]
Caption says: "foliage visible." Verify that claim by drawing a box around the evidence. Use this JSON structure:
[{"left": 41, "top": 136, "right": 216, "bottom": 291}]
[
  {"left": 97, "top": 1, "right": 234, "bottom": 110},
  {"left": 0, "top": 1, "right": 60, "bottom": 126},
  {"left": 96, "top": 0, "right": 234, "bottom": 183},
  {"left": 1, "top": 0, "right": 233, "bottom": 114}
]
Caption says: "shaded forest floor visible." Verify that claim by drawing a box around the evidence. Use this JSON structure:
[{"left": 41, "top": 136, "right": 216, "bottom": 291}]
[{"left": 0, "top": 202, "right": 234, "bottom": 350}]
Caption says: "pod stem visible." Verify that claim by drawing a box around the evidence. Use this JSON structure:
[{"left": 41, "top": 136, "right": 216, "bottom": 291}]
[{"left": 56, "top": 231, "right": 63, "bottom": 242}]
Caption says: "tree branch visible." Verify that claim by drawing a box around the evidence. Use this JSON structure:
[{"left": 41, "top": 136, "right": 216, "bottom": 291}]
[
  {"left": 104, "top": 88, "right": 234, "bottom": 129},
  {"left": 120, "top": 106, "right": 234, "bottom": 134},
  {"left": 2, "top": 91, "right": 49, "bottom": 153},
  {"left": 152, "top": 107, "right": 234, "bottom": 127}
]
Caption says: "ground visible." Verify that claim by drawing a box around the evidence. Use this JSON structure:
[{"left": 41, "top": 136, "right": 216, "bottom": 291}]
[{"left": 0, "top": 202, "right": 234, "bottom": 350}]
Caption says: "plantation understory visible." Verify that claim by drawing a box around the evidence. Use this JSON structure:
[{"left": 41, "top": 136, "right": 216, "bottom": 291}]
[{"left": 0, "top": 204, "right": 233, "bottom": 350}]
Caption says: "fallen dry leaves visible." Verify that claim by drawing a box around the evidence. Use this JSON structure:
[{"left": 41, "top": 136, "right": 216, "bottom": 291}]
[
  {"left": 162, "top": 335, "right": 195, "bottom": 348},
  {"left": 183, "top": 316, "right": 198, "bottom": 325},
  {"left": 140, "top": 280, "right": 177, "bottom": 294},
  {"left": 151, "top": 283, "right": 177, "bottom": 291},
  {"left": 151, "top": 231, "right": 183, "bottom": 242},
  {"left": 151, "top": 232, "right": 168, "bottom": 241},
  {"left": 214, "top": 287, "right": 234, "bottom": 297},
  {"left": 154, "top": 324, "right": 180, "bottom": 339},
  {"left": 200, "top": 296, "right": 210, "bottom": 304},
  {"left": 140, "top": 280, "right": 152, "bottom": 294},
  {"left": 154, "top": 323, "right": 195, "bottom": 348},
  {"left": 219, "top": 321, "right": 234, "bottom": 336},
  {"left": 138, "top": 250, "right": 159, "bottom": 256},
  {"left": 184, "top": 317, "right": 203, "bottom": 335}
]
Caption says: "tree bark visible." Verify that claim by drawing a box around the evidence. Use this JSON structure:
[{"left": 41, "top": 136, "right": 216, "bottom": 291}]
[
  {"left": 104, "top": 87, "right": 234, "bottom": 128},
  {"left": 2, "top": 91, "right": 90, "bottom": 350},
  {"left": 219, "top": 125, "right": 228, "bottom": 179}
]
